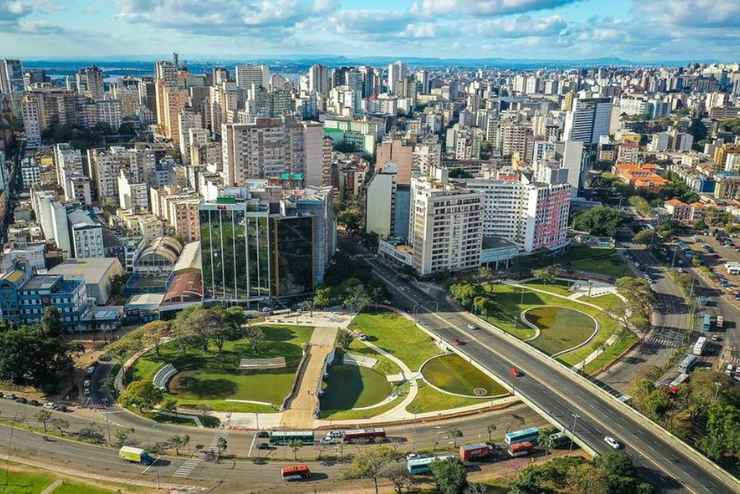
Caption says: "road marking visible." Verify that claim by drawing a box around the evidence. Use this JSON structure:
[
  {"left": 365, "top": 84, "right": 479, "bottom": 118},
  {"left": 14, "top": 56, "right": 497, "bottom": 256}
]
[
  {"left": 247, "top": 431, "right": 258, "bottom": 457},
  {"left": 174, "top": 457, "right": 201, "bottom": 478},
  {"left": 141, "top": 456, "right": 160, "bottom": 474},
  {"left": 373, "top": 267, "right": 717, "bottom": 494}
]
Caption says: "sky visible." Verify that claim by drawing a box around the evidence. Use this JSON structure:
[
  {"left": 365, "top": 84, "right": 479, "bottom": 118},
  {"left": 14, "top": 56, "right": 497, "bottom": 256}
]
[{"left": 1, "top": 0, "right": 739, "bottom": 62}]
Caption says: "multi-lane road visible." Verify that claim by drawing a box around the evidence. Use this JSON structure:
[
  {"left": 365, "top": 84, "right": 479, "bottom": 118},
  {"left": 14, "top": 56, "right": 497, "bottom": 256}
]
[{"left": 370, "top": 260, "right": 739, "bottom": 494}]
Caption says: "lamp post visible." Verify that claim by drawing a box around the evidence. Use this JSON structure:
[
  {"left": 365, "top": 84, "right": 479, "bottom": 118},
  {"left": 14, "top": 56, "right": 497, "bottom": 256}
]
[{"left": 569, "top": 413, "right": 580, "bottom": 451}]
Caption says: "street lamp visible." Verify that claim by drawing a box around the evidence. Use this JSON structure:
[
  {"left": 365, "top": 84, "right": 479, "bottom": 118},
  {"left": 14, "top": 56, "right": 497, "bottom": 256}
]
[{"left": 569, "top": 413, "right": 580, "bottom": 451}]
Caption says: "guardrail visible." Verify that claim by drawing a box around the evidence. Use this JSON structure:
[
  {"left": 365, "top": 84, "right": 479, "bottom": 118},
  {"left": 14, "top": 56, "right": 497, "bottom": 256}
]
[
  {"left": 152, "top": 363, "right": 177, "bottom": 391},
  {"left": 449, "top": 299, "right": 740, "bottom": 491}
]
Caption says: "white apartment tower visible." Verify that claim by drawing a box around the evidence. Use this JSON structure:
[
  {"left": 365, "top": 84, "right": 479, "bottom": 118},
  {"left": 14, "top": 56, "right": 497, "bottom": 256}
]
[
  {"left": 387, "top": 61, "right": 407, "bottom": 95},
  {"left": 235, "top": 64, "right": 271, "bottom": 89},
  {"left": 563, "top": 97, "right": 612, "bottom": 144},
  {"left": 408, "top": 170, "right": 483, "bottom": 276}
]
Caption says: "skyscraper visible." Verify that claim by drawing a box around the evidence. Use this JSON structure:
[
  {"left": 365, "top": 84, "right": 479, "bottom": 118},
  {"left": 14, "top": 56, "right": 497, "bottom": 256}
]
[
  {"left": 563, "top": 97, "right": 612, "bottom": 144},
  {"left": 0, "top": 59, "right": 24, "bottom": 94},
  {"left": 387, "top": 61, "right": 407, "bottom": 95},
  {"left": 75, "top": 66, "right": 105, "bottom": 100},
  {"left": 308, "top": 64, "right": 330, "bottom": 96},
  {"left": 235, "top": 64, "right": 270, "bottom": 89}
]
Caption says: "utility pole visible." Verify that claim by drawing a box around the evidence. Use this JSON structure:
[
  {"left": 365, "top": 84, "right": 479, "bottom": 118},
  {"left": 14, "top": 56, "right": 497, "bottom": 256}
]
[{"left": 569, "top": 413, "right": 580, "bottom": 451}]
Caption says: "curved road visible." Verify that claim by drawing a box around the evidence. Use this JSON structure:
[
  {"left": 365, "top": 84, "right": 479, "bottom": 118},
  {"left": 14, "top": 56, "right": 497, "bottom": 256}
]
[{"left": 370, "top": 260, "right": 739, "bottom": 494}]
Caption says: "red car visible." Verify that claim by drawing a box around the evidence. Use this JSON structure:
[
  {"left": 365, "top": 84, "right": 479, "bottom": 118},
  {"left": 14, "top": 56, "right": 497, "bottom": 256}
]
[
  {"left": 453, "top": 337, "right": 466, "bottom": 346},
  {"left": 510, "top": 367, "right": 522, "bottom": 377}
]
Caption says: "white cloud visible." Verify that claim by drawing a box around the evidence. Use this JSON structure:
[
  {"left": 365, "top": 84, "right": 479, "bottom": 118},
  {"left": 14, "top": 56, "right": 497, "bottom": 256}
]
[{"left": 411, "top": 0, "right": 580, "bottom": 17}]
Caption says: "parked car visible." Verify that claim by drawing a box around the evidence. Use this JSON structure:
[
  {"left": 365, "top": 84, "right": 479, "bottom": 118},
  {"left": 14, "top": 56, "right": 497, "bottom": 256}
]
[
  {"left": 16, "top": 397, "right": 27, "bottom": 404},
  {"left": 257, "top": 442, "right": 271, "bottom": 450},
  {"left": 510, "top": 367, "right": 523, "bottom": 377},
  {"left": 29, "top": 400, "right": 41, "bottom": 407},
  {"left": 6, "top": 394, "right": 17, "bottom": 401},
  {"left": 466, "top": 324, "right": 478, "bottom": 330},
  {"left": 257, "top": 431, "right": 270, "bottom": 438}
]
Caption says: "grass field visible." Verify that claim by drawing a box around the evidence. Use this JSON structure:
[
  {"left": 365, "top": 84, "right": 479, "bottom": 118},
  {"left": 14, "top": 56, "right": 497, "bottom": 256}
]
[
  {"left": 581, "top": 293, "right": 626, "bottom": 313},
  {"left": 523, "top": 306, "right": 596, "bottom": 355},
  {"left": 558, "top": 246, "right": 630, "bottom": 279},
  {"left": 55, "top": 483, "right": 114, "bottom": 494},
  {"left": 130, "top": 325, "right": 313, "bottom": 413},
  {"left": 421, "top": 354, "right": 508, "bottom": 397},
  {"left": 478, "top": 284, "right": 626, "bottom": 372},
  {"left": 320, "top": 364, "right": 392, "bottom": 412},
  {"left": 406, "top": 381, "right": 491, "bottom": 414},
  {"left": 349, "top": 309, "right": 441, "bottom": 371},
  {"left": 0, "top": 466, "right": 129, "bottom": 494},
  {"left": 0, "top": 470, "right": 55, "bottom": 494},
  {"left": 523, "top": 280, "right": 573, "bottom": 297},
  {"left": 321, "top": 383, "right": 410, "bottom": 420}
]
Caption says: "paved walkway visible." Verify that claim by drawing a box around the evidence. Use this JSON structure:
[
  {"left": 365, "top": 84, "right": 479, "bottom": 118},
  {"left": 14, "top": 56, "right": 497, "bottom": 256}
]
[
  {"left": 280, "top": 327, "right": 338, "bottom": 428},
  {"left": 40, "top": 479, "right": 62, "bottom": 494}
]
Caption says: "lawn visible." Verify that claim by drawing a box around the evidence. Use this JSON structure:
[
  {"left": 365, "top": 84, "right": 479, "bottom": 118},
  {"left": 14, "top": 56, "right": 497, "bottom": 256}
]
[
  {"left": 523, "top": 306, "right": 596, "bottom": 355},
  {"left": 583, "top": 331, "right": 639, "bottom": 375},
  {"left": 581, "top": 293, "right": 626, "bottom": 313},
  {"left": 320, "top": 364, "right": 392, "bottom": 411},
  {"left": 55, "top": 483, "right": 114, "bottom": 494},
  {"left": 321, "top": 384, "right": 410, "bottom": 420},
  {"left": 0, "top": 470, "right": 55, "bottom": 494},
  {"left": 406, "top": 382, "right": 491, "bottom": 414},
  {"left": 558, "top": 246, "right": 630, "bottom": 279},
  {"left": 479, "top": 284, "right": 626, "bottom": 371},
  {"left": 149, "top": 411, "right": 220, "bottom": 428},
  {"left": 130, "top": 324, "right": 313, "bottom": 413},
  {"left": 524, "top": 280, "right": 573, "bottom": 297},
  {"left": 349, "top": 309, "right": 442, "bottom": 371},
  {"left": 421, "top": 354, "right": 508, "bottom": 397}
]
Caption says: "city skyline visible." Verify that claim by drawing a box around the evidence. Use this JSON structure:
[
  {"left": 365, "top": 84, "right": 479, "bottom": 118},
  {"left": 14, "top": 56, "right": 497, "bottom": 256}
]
[{"left": 1, "top": 0, "right": 739, "bottom": 62}]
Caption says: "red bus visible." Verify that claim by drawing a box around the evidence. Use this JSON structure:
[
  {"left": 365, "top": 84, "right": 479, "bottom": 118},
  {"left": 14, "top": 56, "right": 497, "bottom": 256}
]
[
  {"left": 281, "top": 464, "right": 311, "bottom": 481},
  {"left": 343, "top": 428, "right": 386, "bottom": 443},
  {"left": 507, "top": 441, "right": 534, "bottom": 457}
]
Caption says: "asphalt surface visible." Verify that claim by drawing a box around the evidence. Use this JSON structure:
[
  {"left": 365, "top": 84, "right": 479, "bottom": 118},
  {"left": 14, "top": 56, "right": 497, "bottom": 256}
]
[{"left": 370, "top": 260, "right": 738, "bottom": 494}]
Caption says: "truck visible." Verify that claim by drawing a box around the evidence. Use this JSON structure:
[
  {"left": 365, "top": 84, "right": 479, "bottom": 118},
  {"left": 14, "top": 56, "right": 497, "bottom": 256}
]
[
  {"left": 118, "top": 446, "right": 154, "bottom": 465},
  {"left": 343, "top": 428, "right": 386, "bottom": 443},
  {"left": 716, "top": 315, "right": 724, "bottom": 329},
  {"left": 459, "top": 443, "right": 494, "bottom": 462},
  {"left": 281, "top": 464, "right": 311, "bottom": 481},
  {"left": 507, "top": 441, "right": 534, "bottom": 457}
]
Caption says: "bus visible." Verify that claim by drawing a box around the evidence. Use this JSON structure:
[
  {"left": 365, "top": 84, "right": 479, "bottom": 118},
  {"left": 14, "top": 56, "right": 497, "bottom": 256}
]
[
  {"left": 281, "top": 464, "right": 311, "bottom": 481},
  {"left": 270, "top": 431, "right": 315, "bottom": 445},
  {"left": 508, "top": 441, "right": 534, "bottom": 457},
  {"left": 504, "top": 427, "right": 539, "bottom": 446},
  {"left": 702, "top": 313, "right": 712, "bottom": 331},
  {"left": 343, "top": 428, "right": 386, "bottom": 443},
  {"left": 679, "top": 354, "right": 698, "bottom": 373},
  {"left": 693, "top": 336, "right": 707, "bottom": 356},
  {"left": 406, "top": 455, "right": 456, "bottom": 475}
]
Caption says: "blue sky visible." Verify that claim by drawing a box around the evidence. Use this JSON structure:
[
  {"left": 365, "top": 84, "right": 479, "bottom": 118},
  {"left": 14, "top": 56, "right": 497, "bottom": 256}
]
[{"left": 1, "top": 0, "right": 739, "bottom": 61}]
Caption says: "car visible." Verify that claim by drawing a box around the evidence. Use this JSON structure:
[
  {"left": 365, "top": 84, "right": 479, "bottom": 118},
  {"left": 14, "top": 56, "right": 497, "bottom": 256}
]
[
  {"left": 510, "top": 367, "right": 522, "bottom": 377},
  {"left": 453, "top": 337, "right": 466, "bottom": 346},
  {"left": 320, "top": 437, "right": 339, "bottom": 445},
  {"left": 257, "top": 431, "right": 270, "bottom": 438},
  {"left": 6, "top": 394, "right": 17, "bottom": 401},
  {"left": 83, "top": 379, "right": 91, "bottom": 388},
  {"left": 29, "top": 400, "right": 41, "bottom": 407},
  {"left": 725, "top": 364, "right": 734, "bottom": 375},
  {"left": 257, "top": 442, "right": 271, "bottom": 450},
  {"left": 43, "top": 401, "right": 56, "bottom": 410},
  {"left": 16, "top": 397, "right": 27, "bottom": 404},
  {"left": 711, "top": 334, "right": 721, "bottom": 342},
  {"left": 604, "top": 436, "right": 622, "bottom": 449},
  {"left": 466, "top": 324, "right": 478, "bottom": 330}
]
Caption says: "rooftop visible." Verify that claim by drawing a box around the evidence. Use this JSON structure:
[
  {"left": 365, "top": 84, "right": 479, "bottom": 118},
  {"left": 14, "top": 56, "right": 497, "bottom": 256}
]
[
  {"left": 48, "top": 258, "right": 122, "bottom": 284},
  {"left": 21, "top": 275, "right": 62, "bottom": 291}
]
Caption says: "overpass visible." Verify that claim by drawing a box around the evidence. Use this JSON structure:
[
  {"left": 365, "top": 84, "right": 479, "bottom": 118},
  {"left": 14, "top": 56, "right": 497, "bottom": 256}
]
[{"left": 371, "top": 261, "right": 739, "bottom": 494}]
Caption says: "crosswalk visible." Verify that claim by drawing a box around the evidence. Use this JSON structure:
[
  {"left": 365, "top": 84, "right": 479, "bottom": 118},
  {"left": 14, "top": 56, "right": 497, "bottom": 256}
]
[
  {"left": 173, "top": 417, "right": 231, "bottom": 479},
  {"left": 646, "top": 334, "right": 684, "bottom": 348}
]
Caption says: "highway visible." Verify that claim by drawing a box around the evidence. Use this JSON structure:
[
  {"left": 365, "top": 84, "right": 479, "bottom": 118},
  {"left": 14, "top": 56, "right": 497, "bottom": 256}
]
[{"left": 370, "top": 260, "right": 739, "bottom": 494}]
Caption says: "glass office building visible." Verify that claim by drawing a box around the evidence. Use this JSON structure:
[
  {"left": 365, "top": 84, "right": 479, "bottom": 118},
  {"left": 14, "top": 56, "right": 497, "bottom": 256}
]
[
  {"left": 270, "top": 215, "right": 314, "bottom": 298},
  {"left": 199, "top": 197, "right": 270, "bottom": 304}
]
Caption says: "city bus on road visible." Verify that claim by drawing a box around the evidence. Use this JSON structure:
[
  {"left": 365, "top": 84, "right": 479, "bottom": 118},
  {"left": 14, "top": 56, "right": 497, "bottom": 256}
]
[
  {"left": 270, "top": 431, "right": 314, "bottom": 445},
  {"left": 504, "top": 427, "right": 539, "bottom": 446},
  {"left": 281, "top": 464, "right": 311, "bottom": 481},
  {"left": 702, "top": 313, "right": 712, "bottom": 331},
  {"left": 406, "top": 455, "right": 456, "bottom": 475},
  {"left": 343, "top": 428, "right": 386, "bottom": 443}
]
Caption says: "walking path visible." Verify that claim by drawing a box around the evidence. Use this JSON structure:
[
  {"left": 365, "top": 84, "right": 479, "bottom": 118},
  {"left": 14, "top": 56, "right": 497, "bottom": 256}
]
[
  {"left": 280, "top": 327, "right": 339, "bottom": 428},
  {"left": 40, "top": 479, "right": 62, "bottom": 494}
]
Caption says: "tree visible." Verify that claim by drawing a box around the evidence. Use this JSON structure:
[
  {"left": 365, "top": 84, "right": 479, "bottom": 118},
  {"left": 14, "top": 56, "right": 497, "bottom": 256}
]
[
  {"left": 447, "top": 428, "right": 463, "bottom": 447},
  {"left": 0, "top": 325, "right": 75, "bottom": 388},
  {"left": 35, "top": 409, "right": 52, "bottom": 433},
  {"left": 336, "top": 329, "right": 354, "bottom": 351},
  {"left": 533, "top": 266, "right": 558, "bottom": 284},
  {"left": 114, "top": 429, "right": 133, "bottom": 447},
  {"left": 160, "top": 398, "right": 178, "bottom": 414},
  {"left": 244, "top": 325, "right": 264, "bottom": 353},
  {"left": 168, "top": 434, "right": 190, "bottom": 455},
  {"left": 430, "top": 457, "right": 468, "bottom": 494},
  {"left": 571, "top": 206, "right": 624, "bottom": 236},
  {"left": 346, "top": 446, "right": 401, "bottom": 494},
  {"left": 338, "top": 207, "right": 362, "bottom": 233},
  {"left": 313, "top": 287, "right": 332, "bottom": 308},
  {"left": 687, "top": 118, "right": 707, "bottom": 151},
  {"left": 288, "top": 439, "right": 302, "bottom": 460},
  {"left": 699, "top": 402, "right": 740, "bottom": 462},
  {"left": 382, "top": 463, "right": 413, "bottom": 494},
  {"left": 142, "top": 320, "right": 169, "bottom": 357},
  {"left": 41, "top": 307, "right": 64, "bottom": 337},
  {"left": 616, "top": 276, "right": 656, "bottom": 332},
  {"left": 344, "top": 284, "right": 372, "bottom": 312},
  {"left": 78, "top": 426, "right": 105, "bottom": 444},
  {"left": 119, "top": 381, "right": 163, "bottom": 413},
  {"left": 633, "top": 229, "right": 654, "bottom": 245},
  {"left": 50, "top": 417, "right": 70, "bottom": 437},
  {"left": 486, "top": 424, "right": 496, "bottom": 442}
]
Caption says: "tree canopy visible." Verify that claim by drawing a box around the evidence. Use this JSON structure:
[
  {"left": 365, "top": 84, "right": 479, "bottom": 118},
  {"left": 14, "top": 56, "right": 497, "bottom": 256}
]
[{"left": 572, "top": 206, "right": 624, "bottom": 236}]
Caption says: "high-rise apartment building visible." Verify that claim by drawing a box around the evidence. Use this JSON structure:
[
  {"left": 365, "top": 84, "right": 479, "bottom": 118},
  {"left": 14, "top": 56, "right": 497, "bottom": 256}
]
[
  {"left": 387, "top": 61, "right": 407, "bottom": 95},
  {"left": 68, "top": 209, "right": 105, "bottom": 258},
  {"left": 221, "top": 117, "right": 323, "bottom": 186},
  {"left": 563, "top": 97, "right": 612, "bottom": 144},
  {"left": 308, "top": 64, "right": 330, "bottom": 96},
  {"left": 235, "top": 64, "right": 270, "bottom": 89},
  {"left": 377, "top": 137, "right": 413, "bottom": 185},
  {"left": 408, "top": 170, "right": 482, "bottom": 276},
  {"left": 0, "top": 59, "right": 24, "bottom": 94},
  {"left": 75, "top": 66, "right": 105, "bottom": 100}
]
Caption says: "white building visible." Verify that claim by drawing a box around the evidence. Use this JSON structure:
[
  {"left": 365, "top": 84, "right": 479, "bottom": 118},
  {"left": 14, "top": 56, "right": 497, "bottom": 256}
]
[
  {"left": 117, "top": 170, "right": 150, "bottom": 213},
  {"left": 236, "top": 64, "right": 270, "bottom": 89},
  {"left": 365, "top": 162, "right": 398, "bottom": 239},
  {"left": 408, "top": 169, "right": 483, "bottom": 276},
  {"left": 387, "top": 61, "right": 407, "bottom": 95},
  {"left": 68, "top": 209, "right": 105, "bottom": 258},
  {"left": 20, "top": 157, "right": 41, "bottom": 190},
  {"left": 563, "top": 97, "right": 612, "bottom": 144}
]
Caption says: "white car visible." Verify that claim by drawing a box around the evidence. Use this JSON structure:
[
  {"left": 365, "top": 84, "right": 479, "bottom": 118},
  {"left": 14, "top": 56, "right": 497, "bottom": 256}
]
[
  {"left": 466, "top": 324, "right": 477, "bottom": 330},
  {"left": 604, "top": 436, "right": 622, "bottom": 449}
]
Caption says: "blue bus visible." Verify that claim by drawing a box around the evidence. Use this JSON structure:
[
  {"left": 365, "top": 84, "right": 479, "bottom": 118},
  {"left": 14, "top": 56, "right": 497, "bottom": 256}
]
[
  {"left": 269, "top": 431, "right": 315, "bottom": 445},
  {"left": 407, "top": 455, "right": 455, "bottom": 475},
  {"left": 702, "top": 313, "right": 712, "bottom": 331},
  {"left": 505, "top": 427, "right": 540, "bottom": 446}
]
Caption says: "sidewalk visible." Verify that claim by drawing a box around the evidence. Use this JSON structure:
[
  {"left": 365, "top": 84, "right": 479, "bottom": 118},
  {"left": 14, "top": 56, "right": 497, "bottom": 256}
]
[{"left": 280, "top": 326, "right": 338, "bottom": 428}]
